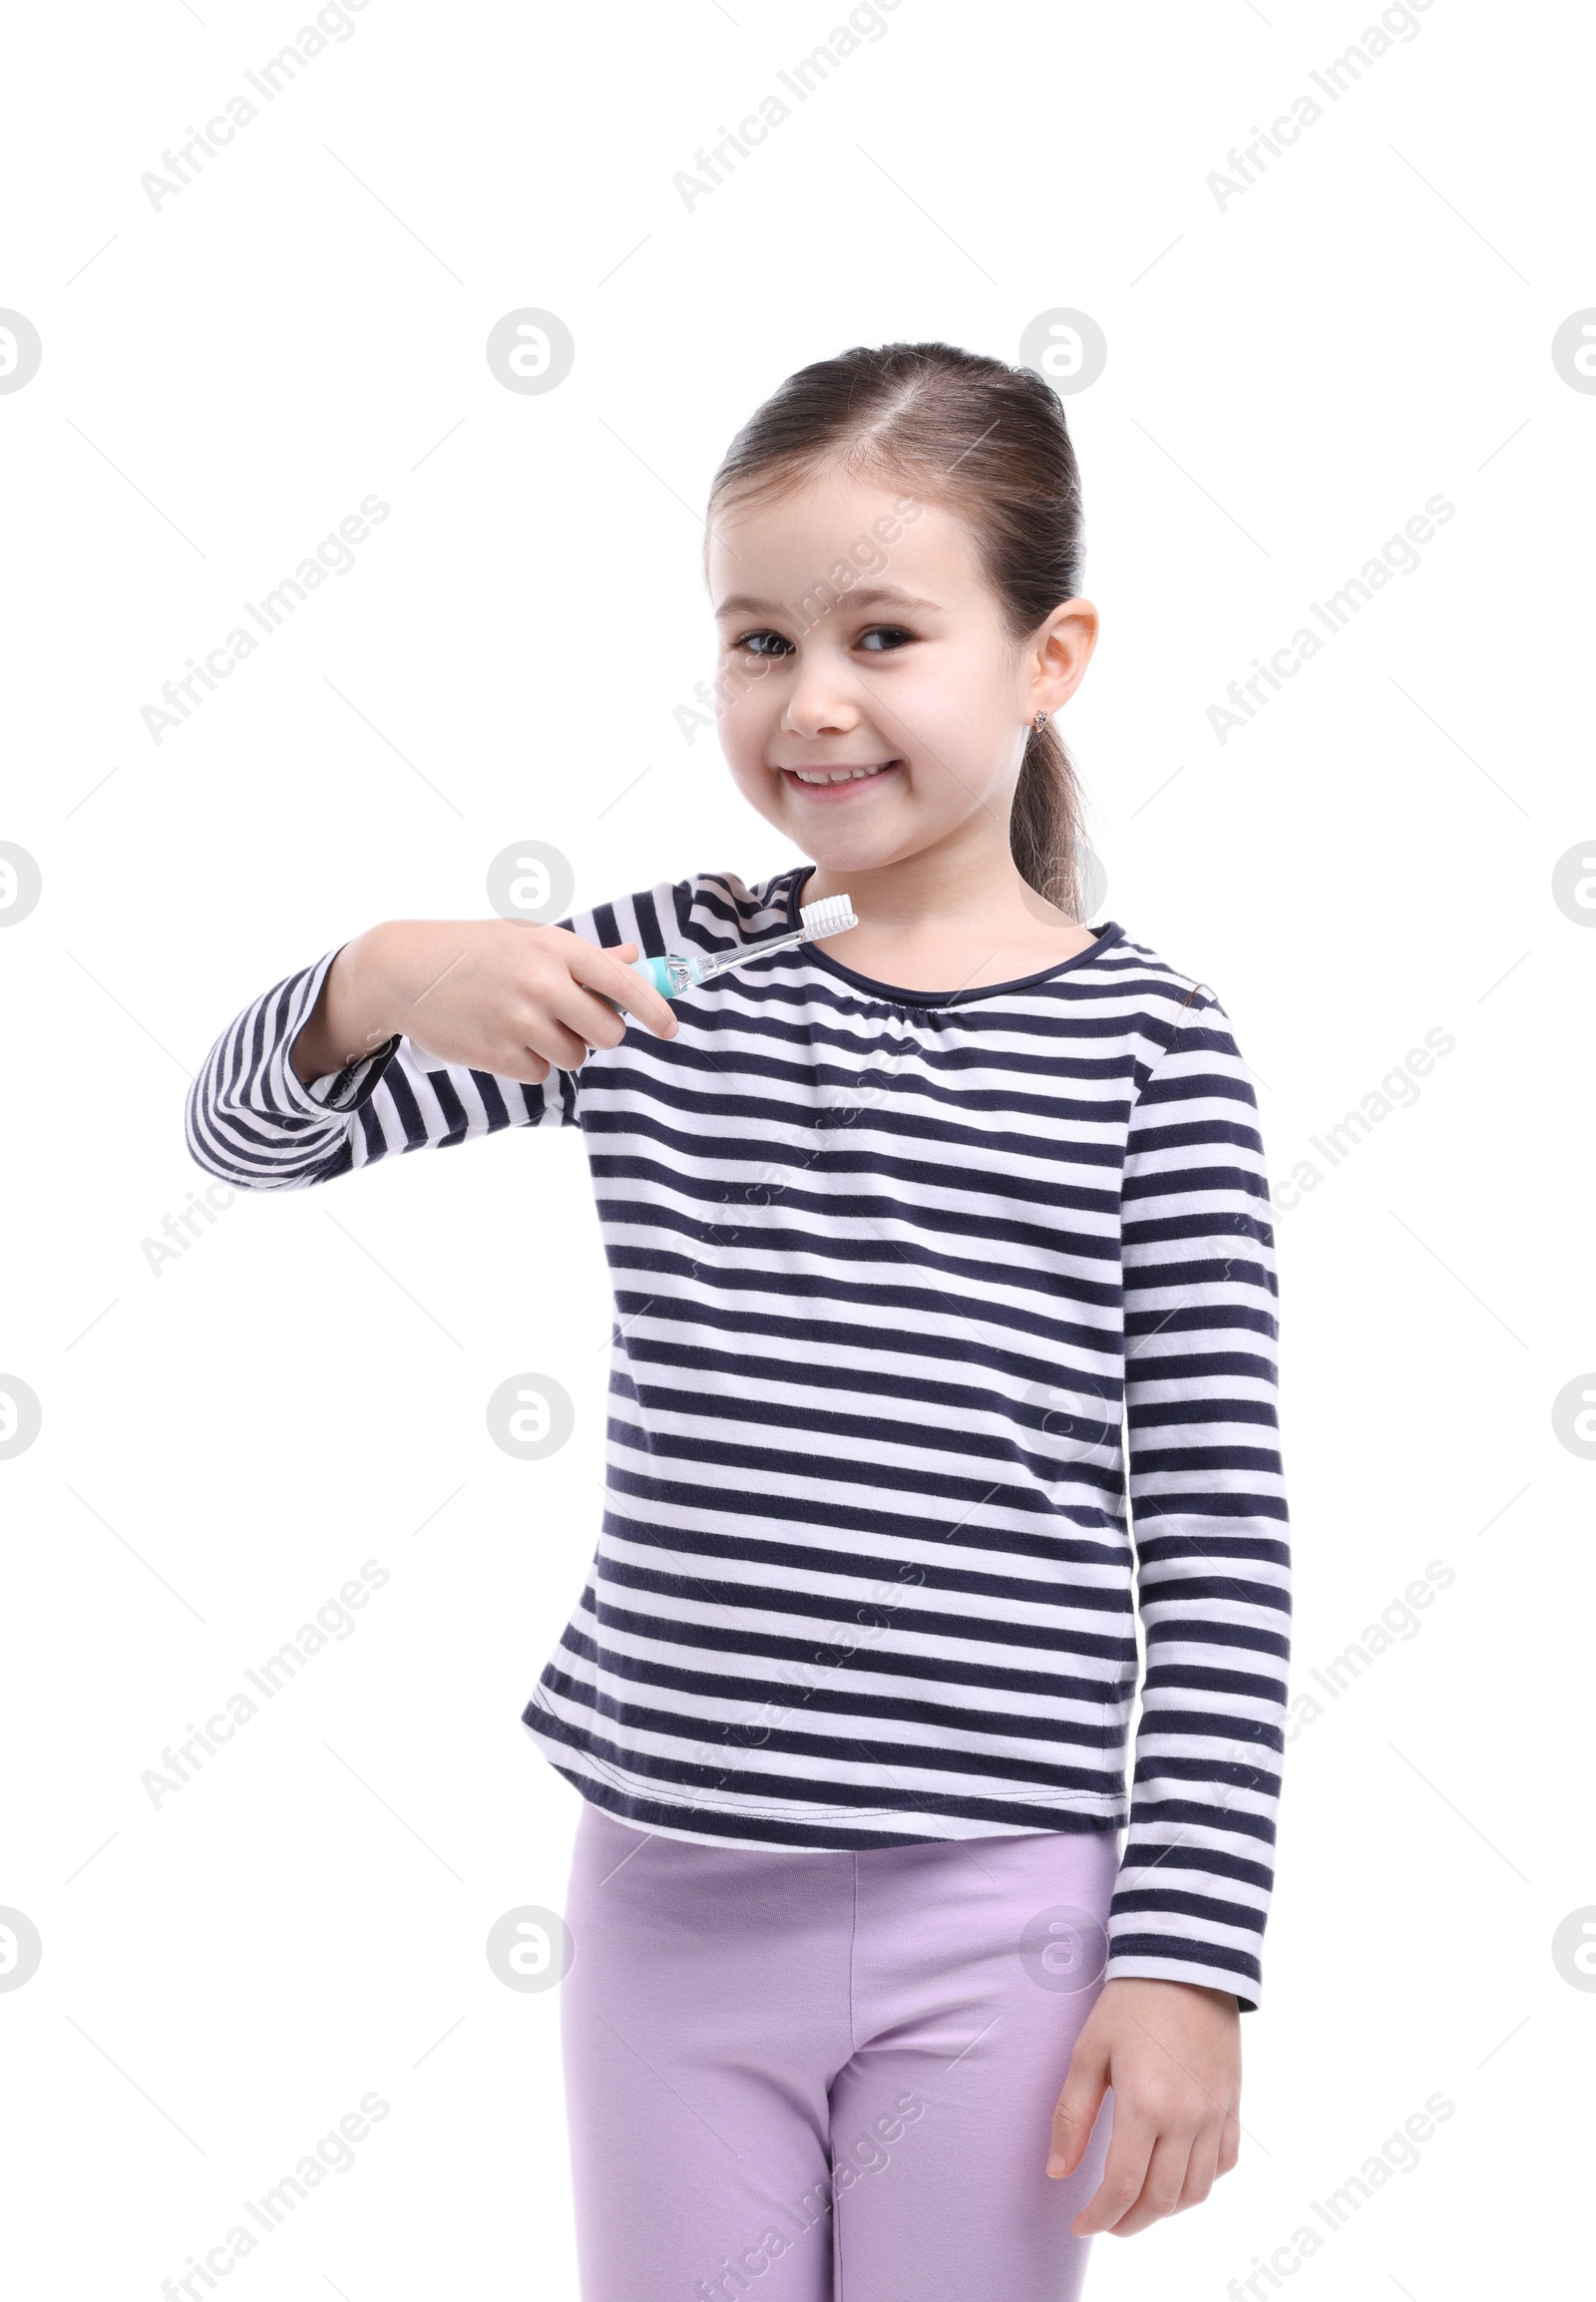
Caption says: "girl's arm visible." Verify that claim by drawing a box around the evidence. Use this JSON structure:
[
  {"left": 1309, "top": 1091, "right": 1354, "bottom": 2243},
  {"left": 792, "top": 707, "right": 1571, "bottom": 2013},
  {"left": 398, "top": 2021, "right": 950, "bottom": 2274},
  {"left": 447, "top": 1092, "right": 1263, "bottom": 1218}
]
[
  {"left": 186, "top": 914, "right": 677, "bottom": 1192},
  {"left": 1049, "top": 989, "right": 1291, "bottom": 2233},
  {"left": 1107, "top": 991, "right": 1291, "bottom": 2009}
]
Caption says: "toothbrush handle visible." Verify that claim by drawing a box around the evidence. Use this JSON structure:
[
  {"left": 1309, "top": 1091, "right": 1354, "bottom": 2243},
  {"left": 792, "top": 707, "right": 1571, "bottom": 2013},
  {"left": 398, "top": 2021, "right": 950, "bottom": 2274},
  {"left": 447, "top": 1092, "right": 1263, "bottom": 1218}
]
[
  {"left": 694, "top": 929, "right": 802, "bottom": 982},
  {"left": 626, "top": 955, "right": 678, "bottom": 998},
  {"left": 596, "top": 935, "right": 799, "bottom": 1012}
]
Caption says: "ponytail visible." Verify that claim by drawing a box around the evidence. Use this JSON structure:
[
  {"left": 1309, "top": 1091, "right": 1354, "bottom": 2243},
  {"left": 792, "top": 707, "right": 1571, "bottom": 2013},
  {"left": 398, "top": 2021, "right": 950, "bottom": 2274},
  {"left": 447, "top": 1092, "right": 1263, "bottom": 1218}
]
[{"left": 1011, "top": 720, "right": 1087, "bottom": 920}]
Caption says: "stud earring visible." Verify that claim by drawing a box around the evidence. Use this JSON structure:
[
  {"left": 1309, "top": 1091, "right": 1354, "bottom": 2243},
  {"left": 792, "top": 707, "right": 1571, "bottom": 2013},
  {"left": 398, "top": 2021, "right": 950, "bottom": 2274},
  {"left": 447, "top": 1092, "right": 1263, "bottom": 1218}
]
[{"left": 1032, "top": 709, "right": 1048, "bottom": 733}]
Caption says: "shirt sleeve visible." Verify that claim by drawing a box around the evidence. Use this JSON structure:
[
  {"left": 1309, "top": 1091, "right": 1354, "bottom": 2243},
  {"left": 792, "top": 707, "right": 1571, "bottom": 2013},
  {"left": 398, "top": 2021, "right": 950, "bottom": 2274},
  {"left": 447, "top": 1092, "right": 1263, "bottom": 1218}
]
[
  {"left": 184, "top": 938, "right": 581, "bottom": 1192},
  {"left": 1104, "top": 987, "right": 1292, "bottom": 2012}
]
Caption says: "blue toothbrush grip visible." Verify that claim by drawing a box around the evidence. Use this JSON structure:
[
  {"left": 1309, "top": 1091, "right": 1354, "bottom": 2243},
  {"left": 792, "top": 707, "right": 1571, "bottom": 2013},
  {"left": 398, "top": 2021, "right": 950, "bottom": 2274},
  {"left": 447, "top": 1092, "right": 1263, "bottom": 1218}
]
[{"left": 627, "top": 955, "right": 678, "bottom": 998}]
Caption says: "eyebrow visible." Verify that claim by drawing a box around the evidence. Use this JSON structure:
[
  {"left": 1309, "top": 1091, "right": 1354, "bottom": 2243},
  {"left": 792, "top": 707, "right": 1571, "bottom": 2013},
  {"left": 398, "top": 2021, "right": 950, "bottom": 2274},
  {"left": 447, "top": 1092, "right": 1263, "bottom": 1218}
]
[{"left": 713, "top": 583, "right": 942, "bottom": 618}]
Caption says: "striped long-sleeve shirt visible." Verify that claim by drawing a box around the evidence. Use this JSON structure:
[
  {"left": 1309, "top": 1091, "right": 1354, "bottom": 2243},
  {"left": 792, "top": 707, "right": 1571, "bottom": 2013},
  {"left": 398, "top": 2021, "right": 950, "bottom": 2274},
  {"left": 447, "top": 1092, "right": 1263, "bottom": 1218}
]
[{"left": 187, "top": 863, "right": 1292, "bottom": 2007}]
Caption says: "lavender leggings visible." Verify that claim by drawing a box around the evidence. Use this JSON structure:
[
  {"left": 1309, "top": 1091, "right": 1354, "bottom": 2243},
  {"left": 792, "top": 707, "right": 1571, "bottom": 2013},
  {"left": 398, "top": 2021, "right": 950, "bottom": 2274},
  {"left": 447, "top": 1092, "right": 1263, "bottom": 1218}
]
[{"left": 559, "top": 1799, "right": 1120, "bottom": 2302}]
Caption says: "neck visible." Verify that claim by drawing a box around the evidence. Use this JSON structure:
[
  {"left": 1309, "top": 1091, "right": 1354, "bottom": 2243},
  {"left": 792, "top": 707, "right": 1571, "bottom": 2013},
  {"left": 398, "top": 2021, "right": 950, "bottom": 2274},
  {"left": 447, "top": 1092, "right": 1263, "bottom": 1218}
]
[
  {"left": 807, "top": 814, "right": 1025, "bottom": 917},
  {"left": 797, "top": 836, "right": 1095, "bottom": 994}
]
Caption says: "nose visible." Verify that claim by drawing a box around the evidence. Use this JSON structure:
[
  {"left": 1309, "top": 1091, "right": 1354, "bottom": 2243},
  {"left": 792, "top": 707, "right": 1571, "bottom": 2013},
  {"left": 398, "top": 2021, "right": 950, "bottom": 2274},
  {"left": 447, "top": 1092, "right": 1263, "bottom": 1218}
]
[{"left": 779, "top": 648, "right": 864, "bottom": 742}]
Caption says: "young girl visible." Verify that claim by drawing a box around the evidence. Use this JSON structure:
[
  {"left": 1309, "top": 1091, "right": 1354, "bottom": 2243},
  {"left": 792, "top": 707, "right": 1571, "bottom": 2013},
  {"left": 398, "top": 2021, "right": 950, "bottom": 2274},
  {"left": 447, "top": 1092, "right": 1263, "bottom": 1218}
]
[{"left": 188, "top": 340, "right": 1291, "bottom": 2302}]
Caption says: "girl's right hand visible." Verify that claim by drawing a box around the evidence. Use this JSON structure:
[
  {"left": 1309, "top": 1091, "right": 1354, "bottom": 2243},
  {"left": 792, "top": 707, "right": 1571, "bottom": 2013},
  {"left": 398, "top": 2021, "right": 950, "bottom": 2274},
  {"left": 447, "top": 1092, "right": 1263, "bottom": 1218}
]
[{"left": 293, "top": 918, "right": 678, "bottom": 1089}]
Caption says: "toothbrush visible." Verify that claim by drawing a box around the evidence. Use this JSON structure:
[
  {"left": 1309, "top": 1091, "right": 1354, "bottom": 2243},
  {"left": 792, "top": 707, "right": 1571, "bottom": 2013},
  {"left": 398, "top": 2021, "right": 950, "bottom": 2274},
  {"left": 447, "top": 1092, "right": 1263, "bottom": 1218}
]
[{"left": 598, "top": 892, "right": 860, "bottom": 1012}]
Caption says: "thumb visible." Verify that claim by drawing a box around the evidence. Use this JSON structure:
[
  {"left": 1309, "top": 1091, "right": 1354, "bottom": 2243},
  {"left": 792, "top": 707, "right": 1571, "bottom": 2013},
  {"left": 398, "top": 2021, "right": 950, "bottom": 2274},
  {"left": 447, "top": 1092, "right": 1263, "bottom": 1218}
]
[{"left": 1047, "top": 2028, "right": 1110, "bottom": 2178}]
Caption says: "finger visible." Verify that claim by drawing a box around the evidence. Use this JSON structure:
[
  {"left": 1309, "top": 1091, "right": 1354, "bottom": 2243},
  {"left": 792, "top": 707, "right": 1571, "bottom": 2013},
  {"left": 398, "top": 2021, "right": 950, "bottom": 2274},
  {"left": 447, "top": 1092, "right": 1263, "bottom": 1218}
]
[
  {"left": 552, "top": 989, "right": 637, "bottom": 1055},
  {"left": 569, "top": 935, "right": 676, "bottom": 1026},
  {"left": 1099, "top": 2129, "right": 1197, "bottom": 2239},
  {"left": 565, "top": 938, "right": 680, "bottom": 1040},
  {"left": 1175, "top": 2119, "right": 1224, "bottom": 2212},
  {"left": 1071, "top": 2110, "right": 1155, "bottom": 2238},
  {"left": 1216, "top": 2106, "right": 1242, "bottom": 2177},
  {"left": 1047, "top": 2037, "right": 1109, "bottom": 2179},
  {"left": 514, "top": 957, "right": 639, "bottom": 1069},
  {"left": 496, "top": 1041, "right": 574, "bottom": 1087},
  {"left": 518, "top": 1004, "right": 616, "bottom": 1072}
]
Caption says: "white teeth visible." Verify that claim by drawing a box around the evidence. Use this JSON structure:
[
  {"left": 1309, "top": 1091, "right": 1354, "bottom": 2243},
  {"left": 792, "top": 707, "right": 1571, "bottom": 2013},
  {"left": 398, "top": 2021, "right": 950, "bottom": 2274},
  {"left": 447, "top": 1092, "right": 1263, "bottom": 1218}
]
[{"left": 791, "top": 762, "right": 891, "bottom": 785}]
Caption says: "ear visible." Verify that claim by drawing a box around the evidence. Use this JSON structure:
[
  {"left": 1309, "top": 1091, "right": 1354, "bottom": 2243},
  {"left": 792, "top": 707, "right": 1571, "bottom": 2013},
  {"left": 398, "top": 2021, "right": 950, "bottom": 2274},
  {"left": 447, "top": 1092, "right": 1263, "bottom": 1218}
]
[{"left": 1026, "top": 597, "right": 1098, "bottom": 720}]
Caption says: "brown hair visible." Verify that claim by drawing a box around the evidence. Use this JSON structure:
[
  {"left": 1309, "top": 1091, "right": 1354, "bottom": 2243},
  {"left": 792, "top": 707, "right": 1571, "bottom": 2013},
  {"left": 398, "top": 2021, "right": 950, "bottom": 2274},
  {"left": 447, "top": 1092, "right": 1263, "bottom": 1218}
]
[{"left": 703, "top": 340, "right": 1089, "bottom": 919}]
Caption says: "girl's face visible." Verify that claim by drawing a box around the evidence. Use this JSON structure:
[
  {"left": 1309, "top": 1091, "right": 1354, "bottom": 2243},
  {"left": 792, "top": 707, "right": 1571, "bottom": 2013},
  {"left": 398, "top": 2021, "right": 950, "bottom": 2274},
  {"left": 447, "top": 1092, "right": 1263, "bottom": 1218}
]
[{"left": 706, "top": 461, "right": 1095, "bottom": 879}]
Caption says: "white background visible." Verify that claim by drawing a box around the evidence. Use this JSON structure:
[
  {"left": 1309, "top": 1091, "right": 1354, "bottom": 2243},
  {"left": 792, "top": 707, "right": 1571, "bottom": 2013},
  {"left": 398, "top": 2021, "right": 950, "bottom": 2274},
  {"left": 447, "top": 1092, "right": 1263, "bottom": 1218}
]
[{"left": 1, "top": 0, "right": 1590, "bottom": 2295}]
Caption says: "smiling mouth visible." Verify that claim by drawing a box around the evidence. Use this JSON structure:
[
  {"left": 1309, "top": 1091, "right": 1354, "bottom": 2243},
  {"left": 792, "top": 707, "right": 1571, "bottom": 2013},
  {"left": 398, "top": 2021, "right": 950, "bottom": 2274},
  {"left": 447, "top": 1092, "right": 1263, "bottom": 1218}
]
[{"left": 776, "top": 759, "right": 903, "bottom": 789}]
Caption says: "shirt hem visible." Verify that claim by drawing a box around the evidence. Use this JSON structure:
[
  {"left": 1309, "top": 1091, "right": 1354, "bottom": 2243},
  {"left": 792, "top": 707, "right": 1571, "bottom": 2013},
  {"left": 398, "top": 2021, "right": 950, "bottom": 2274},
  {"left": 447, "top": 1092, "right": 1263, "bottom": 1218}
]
[{"left": 520, "top": 1696, "right": 1129, "bottom": 1847}]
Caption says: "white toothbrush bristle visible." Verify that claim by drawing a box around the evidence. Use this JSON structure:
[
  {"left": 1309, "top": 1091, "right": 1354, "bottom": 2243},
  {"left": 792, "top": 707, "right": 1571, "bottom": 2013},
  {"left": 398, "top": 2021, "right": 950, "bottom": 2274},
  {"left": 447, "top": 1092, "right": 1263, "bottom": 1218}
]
[{"left": 799, "top": 894, "right": 858, "bottom": 938}]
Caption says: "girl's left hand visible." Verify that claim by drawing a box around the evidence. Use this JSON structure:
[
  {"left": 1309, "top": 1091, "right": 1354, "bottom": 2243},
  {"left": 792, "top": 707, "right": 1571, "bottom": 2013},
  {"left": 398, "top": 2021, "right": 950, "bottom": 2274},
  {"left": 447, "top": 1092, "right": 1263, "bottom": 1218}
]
[{"left": 1046, "top": 1977, "right": 1242, "bottom": 2237}]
